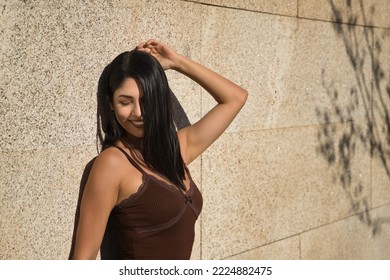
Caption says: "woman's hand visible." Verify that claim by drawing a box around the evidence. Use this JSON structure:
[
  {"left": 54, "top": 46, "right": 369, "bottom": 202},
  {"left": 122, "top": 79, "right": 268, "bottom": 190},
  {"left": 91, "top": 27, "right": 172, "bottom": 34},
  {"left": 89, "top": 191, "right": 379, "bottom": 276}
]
[{"left": 136, "top": 39, "right": 179, "bottom": 70}]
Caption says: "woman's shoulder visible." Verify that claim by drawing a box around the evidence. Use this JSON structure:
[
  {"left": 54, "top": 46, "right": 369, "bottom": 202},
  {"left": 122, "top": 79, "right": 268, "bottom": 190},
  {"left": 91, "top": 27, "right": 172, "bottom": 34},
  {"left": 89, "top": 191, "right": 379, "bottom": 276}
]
[
  {"left": 93, "top": 146, "right": 128, "bottom": 171},
  {"left": 85, "top": 146, "right": 131, "bottom": 191}
]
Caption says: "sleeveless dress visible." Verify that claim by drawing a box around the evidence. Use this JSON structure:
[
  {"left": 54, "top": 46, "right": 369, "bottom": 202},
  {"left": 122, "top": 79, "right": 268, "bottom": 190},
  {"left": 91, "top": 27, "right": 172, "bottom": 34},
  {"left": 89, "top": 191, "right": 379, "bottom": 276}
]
[{"left": 102, "top": 146, "right": 203, "bottom": 260}]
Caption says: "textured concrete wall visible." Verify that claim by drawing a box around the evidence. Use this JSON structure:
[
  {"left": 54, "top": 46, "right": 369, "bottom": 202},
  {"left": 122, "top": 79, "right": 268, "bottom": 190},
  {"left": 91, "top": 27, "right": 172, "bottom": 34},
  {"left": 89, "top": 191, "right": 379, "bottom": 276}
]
[{"left": 1, "top": 0, "right": 389, "bottom": 259}]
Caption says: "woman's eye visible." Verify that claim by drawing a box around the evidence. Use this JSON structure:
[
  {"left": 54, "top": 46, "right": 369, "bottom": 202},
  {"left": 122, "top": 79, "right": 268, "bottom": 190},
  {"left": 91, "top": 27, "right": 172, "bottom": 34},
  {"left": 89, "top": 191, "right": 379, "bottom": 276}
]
[{"left": 119, "top": 100, "right": 132, "bottom": 105}]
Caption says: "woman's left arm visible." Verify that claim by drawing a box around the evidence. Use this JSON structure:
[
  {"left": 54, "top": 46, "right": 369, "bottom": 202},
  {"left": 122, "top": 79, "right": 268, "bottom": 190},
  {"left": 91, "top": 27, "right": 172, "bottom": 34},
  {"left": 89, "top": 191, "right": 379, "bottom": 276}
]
[{"left": 137, "top": 40, "right": 248, "bottom": 164}]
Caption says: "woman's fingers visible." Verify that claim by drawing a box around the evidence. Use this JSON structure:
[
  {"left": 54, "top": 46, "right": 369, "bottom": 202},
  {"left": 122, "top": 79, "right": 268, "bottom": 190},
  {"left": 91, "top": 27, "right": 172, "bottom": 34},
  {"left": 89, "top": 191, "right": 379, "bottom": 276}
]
[
  {"left": 136, "top": 40, "right": 158, "bottom": 55},
  {"left": 145, "top": 39, "right": 157, "bottom": 46},
  {"left": 135, "top": 39, "right": 175, "bottom": 70},
  {"left": 136, "top": 39, "right": 157, "bottom": 50},
  {"left": 136, "top": 41, "right": 147, "bottom": 49}
]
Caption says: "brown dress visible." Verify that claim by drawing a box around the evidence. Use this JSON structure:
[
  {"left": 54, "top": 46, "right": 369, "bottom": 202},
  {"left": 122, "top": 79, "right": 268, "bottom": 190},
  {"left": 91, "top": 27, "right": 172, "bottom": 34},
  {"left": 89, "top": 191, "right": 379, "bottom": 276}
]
[{"left": 70, "top": 146, "right": 203, "bottom": 260}]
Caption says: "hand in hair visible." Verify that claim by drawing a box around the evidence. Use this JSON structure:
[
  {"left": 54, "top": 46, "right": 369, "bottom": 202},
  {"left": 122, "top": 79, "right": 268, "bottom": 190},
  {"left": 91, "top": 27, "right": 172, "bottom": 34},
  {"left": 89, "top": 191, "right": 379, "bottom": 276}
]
[
  {"left": 138, "top": 39, "right": 248, "bottom": 165},
  {"left": 136, "top": 39, "right": 179, "bottom": 71}
]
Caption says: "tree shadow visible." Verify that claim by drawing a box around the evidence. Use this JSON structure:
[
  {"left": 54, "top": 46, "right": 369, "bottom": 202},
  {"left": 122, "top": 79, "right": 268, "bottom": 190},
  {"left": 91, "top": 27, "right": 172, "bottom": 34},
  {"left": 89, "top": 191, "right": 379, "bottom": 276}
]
[
  {"left": 316, "top": 0, "right": 390, "bottom": 235},
  {"left": 68, "top": 92, "right": 191, "bottom": 259}
]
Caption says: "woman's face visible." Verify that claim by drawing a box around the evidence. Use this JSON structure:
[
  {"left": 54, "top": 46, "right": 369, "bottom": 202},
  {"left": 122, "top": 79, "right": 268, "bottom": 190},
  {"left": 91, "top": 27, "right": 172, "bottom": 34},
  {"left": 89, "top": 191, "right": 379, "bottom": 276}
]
[{"left": 112, "top": 78, "right": 144, "bottom": 138}]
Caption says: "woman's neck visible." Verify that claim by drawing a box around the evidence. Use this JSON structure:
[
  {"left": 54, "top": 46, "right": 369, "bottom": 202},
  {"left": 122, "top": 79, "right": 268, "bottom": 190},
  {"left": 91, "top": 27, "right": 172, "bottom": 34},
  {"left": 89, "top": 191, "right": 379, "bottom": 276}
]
[{"left": 121, "top": 134, "right": 143, "bottom": 150}]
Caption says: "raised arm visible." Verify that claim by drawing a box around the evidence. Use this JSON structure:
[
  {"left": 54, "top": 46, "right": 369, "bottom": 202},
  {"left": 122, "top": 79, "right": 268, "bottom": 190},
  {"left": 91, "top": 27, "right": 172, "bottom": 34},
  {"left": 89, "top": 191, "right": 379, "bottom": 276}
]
[{"left": 137, "top": 39, "right": 248, "bottom": 164}]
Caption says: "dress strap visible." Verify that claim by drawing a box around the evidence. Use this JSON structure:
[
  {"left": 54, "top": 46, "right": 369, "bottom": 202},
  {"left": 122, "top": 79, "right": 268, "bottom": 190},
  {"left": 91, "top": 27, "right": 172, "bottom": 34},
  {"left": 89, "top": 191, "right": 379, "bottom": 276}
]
[{"left": 114, "top": 146, "right": 146, "bottom": 175}]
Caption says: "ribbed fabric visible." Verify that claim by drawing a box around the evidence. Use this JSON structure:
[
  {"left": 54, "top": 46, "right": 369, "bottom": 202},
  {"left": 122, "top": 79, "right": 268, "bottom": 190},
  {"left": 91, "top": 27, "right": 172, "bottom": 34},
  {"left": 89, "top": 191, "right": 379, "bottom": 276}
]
[{"left": 103, "top": 146, "right": 203, "bottom": 260}]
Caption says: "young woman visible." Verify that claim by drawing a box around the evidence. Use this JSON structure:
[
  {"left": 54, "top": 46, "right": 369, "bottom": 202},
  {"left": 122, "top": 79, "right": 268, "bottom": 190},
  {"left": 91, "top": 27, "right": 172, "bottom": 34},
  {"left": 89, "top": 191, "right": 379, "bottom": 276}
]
[{"left": 70, "top": 39, "right": 247, "bottom": 259}]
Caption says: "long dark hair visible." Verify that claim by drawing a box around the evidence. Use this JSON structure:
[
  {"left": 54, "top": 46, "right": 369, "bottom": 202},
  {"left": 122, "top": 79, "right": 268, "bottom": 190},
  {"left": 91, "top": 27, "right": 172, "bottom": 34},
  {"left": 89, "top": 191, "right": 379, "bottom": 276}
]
[{"left": 97, "top": 50, "right": 186, "bottom": 190}]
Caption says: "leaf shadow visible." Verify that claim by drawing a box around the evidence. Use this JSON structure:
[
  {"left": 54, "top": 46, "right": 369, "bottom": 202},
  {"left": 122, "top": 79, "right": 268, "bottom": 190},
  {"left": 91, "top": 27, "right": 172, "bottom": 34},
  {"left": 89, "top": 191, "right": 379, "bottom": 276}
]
[{"left": 316, "top": 0, "right": 390, "bottom": 236}]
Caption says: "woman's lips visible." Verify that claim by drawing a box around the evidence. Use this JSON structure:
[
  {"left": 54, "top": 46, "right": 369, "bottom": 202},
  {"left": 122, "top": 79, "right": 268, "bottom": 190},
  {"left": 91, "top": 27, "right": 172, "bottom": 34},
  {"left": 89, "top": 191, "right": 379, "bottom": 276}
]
[{"left": 130, "top": 120, "right": 144, "bottom": 128}]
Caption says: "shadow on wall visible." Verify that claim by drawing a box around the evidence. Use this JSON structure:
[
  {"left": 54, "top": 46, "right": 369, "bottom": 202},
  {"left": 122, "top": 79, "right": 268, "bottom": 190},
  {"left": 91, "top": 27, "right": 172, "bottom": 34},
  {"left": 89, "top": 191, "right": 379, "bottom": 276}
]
[{"left": 315, "top": 0, "right": 390, "bottom": 235}]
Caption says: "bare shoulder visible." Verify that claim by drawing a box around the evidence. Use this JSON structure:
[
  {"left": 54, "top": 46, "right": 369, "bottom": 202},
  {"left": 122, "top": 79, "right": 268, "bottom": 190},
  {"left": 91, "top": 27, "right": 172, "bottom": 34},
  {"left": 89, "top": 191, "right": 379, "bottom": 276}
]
[
  {"left": 80, "top": 146, "right": 130, "bottom": 206},
  {"left": 95, "top": 146, "right": 126, "bottom": 166},
  {"left": 88, "top": 147, "right": 128, "bottom": 181}
]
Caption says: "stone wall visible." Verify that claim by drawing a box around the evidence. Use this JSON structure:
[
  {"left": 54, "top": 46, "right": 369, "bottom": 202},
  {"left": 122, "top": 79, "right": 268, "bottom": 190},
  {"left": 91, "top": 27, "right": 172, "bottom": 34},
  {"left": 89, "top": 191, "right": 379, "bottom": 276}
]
[{"left": 1, "top": 0, "right": 389, "bottom": 259}]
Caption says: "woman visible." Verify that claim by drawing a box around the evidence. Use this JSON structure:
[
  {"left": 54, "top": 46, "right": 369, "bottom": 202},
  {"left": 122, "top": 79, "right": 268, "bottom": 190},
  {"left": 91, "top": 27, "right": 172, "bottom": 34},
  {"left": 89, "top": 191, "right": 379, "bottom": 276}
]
[{"left": 71, "top": 39, "right": 247, "bottom": 259}]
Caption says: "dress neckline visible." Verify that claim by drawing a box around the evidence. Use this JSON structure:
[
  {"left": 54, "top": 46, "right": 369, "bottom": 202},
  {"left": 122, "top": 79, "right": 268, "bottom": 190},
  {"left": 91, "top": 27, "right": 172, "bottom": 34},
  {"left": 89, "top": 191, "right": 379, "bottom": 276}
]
[{"left": 113, "top": 146, "right": 194, "bottom": 208}]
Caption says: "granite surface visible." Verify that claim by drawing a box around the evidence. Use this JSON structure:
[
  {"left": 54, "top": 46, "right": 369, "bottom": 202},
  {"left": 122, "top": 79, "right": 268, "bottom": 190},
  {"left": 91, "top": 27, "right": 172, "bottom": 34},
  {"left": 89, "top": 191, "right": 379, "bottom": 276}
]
[{"left": 1, "top": 0, "right": 389, "bottom": 260}]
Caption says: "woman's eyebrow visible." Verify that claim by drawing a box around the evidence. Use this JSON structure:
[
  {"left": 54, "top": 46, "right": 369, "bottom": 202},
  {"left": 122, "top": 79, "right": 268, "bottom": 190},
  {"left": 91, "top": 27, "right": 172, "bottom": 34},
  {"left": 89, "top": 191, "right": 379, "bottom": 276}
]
[{"left": 117, "top": 94, "right": 134, "bottom": 99}]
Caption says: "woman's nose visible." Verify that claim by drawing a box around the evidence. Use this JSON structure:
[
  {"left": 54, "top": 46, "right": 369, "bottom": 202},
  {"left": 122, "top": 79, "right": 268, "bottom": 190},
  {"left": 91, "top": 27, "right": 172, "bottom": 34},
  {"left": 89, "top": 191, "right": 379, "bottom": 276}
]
[{"left": 132, "top": 102, "right": 142, "bottom": 117}]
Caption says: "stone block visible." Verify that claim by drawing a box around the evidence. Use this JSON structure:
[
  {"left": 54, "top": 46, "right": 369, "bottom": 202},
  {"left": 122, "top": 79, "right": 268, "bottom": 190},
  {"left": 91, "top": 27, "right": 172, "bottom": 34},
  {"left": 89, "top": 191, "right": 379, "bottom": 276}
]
[
  {"left": 301, "top": 205, "right": 390, "bottom": 259},
  {"left": 299, "top": 0, "right": 390, "bottom": 29},
  {"left": 0, "top": 2, "right": 110, "bottom": 151},
  {"left": 200, "top": 124, "right": 371, "bottom": 259},
  {"left": 200, "top": 5, "right": 371, "bottom": 132},
  {"left": 0, "top": 146, "right": 96, "bottom": 259}
]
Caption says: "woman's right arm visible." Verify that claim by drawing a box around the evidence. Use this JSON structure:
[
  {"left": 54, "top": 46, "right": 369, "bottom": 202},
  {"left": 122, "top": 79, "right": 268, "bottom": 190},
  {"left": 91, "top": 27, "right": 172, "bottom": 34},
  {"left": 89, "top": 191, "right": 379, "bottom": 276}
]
[{"left": 71, "top": 149, "right": 121, "bottom": 260}]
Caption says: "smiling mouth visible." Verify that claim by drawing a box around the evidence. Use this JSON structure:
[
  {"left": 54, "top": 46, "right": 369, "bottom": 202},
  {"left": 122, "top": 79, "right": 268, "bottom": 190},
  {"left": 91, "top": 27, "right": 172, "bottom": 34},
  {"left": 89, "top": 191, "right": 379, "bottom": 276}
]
[{"left": 130, "top": 120, "right": 144, "bottom": 128}]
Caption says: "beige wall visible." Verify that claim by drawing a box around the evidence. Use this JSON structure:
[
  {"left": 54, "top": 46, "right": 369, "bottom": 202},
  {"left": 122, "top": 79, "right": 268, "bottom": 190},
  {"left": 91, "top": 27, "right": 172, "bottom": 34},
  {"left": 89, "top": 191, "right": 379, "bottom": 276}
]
[{"left": 1, "top": 0, "right": 389, "bottom": 259}]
